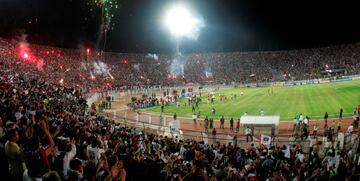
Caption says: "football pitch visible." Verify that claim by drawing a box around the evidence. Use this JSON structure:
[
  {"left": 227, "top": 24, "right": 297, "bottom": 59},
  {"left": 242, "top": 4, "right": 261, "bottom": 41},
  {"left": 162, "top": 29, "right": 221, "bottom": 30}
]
[{"left": 145, "top": 80, "right": 360, "bottom": 120}]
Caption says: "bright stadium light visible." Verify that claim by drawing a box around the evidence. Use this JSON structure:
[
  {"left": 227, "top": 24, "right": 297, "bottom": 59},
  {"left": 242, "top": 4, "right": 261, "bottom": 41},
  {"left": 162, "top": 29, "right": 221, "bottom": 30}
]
[{"left": 164, "top": 6, "right": 200, "bottom": 37}]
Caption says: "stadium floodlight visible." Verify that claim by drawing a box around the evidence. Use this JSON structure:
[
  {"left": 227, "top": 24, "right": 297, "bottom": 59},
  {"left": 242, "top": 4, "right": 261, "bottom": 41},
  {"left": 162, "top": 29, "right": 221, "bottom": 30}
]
[{"left": 164, "top": 6, "right": 200, "bottom": 37}]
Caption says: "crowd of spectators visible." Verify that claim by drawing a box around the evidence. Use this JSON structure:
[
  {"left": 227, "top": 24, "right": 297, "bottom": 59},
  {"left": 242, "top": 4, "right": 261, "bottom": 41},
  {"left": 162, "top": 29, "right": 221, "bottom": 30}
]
[
  {"left": 1, "top": 38, "right": 360, "bottom": 181},
  {"left": 133, "top": 96, "right": 159, "bottom": 109},
  {"left": 2, "top": 38, "right": 360, "bottom": 91}
]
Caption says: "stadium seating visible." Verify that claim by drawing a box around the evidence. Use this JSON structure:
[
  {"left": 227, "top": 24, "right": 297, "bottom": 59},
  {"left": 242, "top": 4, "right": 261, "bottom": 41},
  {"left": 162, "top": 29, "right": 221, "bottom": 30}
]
[{"left": 0, "top": 38, "right": 360, "bottom": 180}]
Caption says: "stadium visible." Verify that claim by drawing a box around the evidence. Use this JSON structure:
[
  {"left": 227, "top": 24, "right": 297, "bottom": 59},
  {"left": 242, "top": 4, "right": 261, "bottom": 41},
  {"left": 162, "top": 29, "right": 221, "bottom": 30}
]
[{"left": 0, "top": 1, "right": 360, "bottom": 181}]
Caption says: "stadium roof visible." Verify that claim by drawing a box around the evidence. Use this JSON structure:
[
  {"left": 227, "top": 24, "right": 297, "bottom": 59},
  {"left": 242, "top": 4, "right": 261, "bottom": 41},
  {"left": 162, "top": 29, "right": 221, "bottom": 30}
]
[{"left": 0, "top": 0, "right": 359, "bottom": 53}]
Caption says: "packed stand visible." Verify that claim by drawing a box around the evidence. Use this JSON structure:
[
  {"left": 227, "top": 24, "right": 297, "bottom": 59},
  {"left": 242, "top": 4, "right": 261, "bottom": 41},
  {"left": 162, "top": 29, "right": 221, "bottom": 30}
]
[
  {"left": 2, "top": 38, "right": 360, "bottom": 91},
  {"left": 1, "top": 37, "right": 360, "bottom": 180}
]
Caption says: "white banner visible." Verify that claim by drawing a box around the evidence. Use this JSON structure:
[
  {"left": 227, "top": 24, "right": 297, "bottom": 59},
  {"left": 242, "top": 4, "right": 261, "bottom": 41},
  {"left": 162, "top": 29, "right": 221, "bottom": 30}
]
[{"left": 240, "top": 116, "right": 280, "bottom": 126}]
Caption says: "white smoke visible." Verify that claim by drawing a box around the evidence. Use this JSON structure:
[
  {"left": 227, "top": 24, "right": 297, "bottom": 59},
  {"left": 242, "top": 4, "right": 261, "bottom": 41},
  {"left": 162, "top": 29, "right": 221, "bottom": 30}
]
[
  {"left": 92, "top": 60, "right": 112, "bottom": 77},
  {"left": 146, "top": 53, "right": 158, "bottom": 60},
  {"left": 18, "top": 34, "right": 29, "bottom": 51},
  {"left": 170, "top": 58, "right": 184, "bottom": 76},
  {"left": 16, "top": 33, "right": 44, "bottom": 69},
  {"left": 205, "top": 71, "right": 212, "bottom": 78},
  {"left": 133, "top": 63, "right": 140, "bottom": 71},
  {"left": 204, "top": 65, "right": 212, "bottom": 77},
  {"left": 81, "top": 62, "right": 88, "bottom": 71}
]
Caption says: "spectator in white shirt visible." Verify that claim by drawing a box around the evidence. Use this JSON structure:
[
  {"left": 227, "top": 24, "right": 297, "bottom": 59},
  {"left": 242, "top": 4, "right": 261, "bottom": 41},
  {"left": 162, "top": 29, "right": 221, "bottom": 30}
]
[
  {"left": 299, "top": 114, "right": 304, "bottom": 123},
  {"left": 245, "top": 126, "right": 253, "bottom": 142},
  {"left": 87, "top": 139, "right": 105, "bottom": 165},
  {"left": 313, "top": 125, "right": 318, "bottom": 136},
  {"left": 303, "top": 116, "right": 309, "bottom": 125},
  {"left": 63, "top": 143, "right": 77, "bottom": 177}
]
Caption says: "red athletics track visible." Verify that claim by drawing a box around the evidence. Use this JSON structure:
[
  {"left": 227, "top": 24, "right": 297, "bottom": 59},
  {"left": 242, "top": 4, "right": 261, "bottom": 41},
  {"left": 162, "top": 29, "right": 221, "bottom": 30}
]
[{"left": 103, "top": 97, "right": 357, "bottom": 147}]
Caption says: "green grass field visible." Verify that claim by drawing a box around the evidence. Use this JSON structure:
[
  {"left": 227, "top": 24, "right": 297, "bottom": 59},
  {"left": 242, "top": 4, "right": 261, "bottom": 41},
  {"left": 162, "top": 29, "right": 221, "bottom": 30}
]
[{"left": 145, "top": 80, "right": 360, "bottom": 120}]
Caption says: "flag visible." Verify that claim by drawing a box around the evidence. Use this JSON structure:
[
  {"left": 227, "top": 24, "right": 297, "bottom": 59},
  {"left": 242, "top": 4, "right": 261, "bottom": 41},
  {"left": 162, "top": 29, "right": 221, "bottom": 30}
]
[{"left": 260, "top": 134, "right": 271, "bottom": 146}]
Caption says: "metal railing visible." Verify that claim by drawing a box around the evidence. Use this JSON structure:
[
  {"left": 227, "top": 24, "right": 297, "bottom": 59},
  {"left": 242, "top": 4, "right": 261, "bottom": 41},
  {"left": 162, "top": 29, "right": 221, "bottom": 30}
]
[{"left": 100, "top": 111, "right": 359, "bottom": 150}]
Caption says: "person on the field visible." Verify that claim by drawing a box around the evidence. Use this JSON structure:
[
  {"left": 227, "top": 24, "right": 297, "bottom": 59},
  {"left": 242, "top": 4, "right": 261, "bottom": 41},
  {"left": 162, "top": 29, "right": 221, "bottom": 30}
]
[
  {"left": 220, "top": 116, "right": 225, "bottom": 129},
  {"left": 209, "top": 118, "right": 213, "bottom": 128},
  {"left": 299, "top": 113, "right": 304, "bottom": 124},
  {"left": 354, "top": 108, "right": 359, "bottom": 128},
  {"left": 192, "top": 113, "right": 197, "bottom": 125},
  {"left": 136, "top": 111, "right": 140, "bottom": 122},
  {"left": 295, "top": 114, "right": 300, "bottom": 125},
  {"left": 355, "top": 115, "right": 359, "bottom": 128},
  {"left": 204, "top": 116, "right": 209, "bottom": 131},
  {"left": 324, "top": 119, "right": 328, "bottom": 129},
  {"left": 324, "top": 126, "right": 331, "bottom": 141},
  {"left": 331, "top": 120, "right": 336, "bottom": 134},
  {"left": 324, "top": 112, "right": 328, "bottom": 122},
  {"left": 353, "top": 113, "right": 359, "bottom": 128},
  {"left": 173, "top": 113, "right": 177, "bottom": 120},
  {"left": 271, "top": 125, "right": 276, "bottom": 140},
  {"left": 192, "top": 105, "right": 196, "bottom": 113},
  {"left": 159, "top": 114, "right": 164, "bottom": 126},
  {"left": 245, "top": 126, "right": 253, "bottom": 142},
  {"left": 211, "top": 108, "right": 216, "bottom": 116},
  {"left": 313, "top": 124, "right": 318, "bottom": 136},
  {"left": 229, "top": 117, "right": 234, "bottom": 131},
  {"left": 212, "top": 128, "right": 217, "bottom": 144},
  {"left": 233, "top": 135, "right": 237, "bottom": 145},
  {"left": 303, "top": 116, "right": 309, "bottom": 125},
  {"left": 250, "top": 124, "right": 255, "bottom": 137},
  {"left": 337, "top": 119, "right": 342, "bottom": 132},
  {"left": 339, "top": 107, "right": 343, "bottom": 119},
  {"left": 301, "top": 124, "right": 309, "bottom": 141},
  {"left": 328, "top": 127, "right": 333, "bottom": 141},
  {"left": 236, "top": 119, "right": 240, "bottom": 132}
]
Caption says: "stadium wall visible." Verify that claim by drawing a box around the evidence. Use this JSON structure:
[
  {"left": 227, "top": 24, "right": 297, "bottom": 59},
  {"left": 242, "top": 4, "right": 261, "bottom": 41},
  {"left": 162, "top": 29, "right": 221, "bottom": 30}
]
[{"left": 283, "top": 74, "right": 359, "bottom": 87}]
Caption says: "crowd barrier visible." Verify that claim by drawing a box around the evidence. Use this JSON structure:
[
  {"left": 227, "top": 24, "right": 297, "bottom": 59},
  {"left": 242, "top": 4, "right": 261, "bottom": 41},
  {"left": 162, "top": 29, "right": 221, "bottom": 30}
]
[
  {"left": 100, "top": 111, "right": 359, "bottom": 152},
  {"left": 283, "top": 74, "right": 359, "bottom": 87}
]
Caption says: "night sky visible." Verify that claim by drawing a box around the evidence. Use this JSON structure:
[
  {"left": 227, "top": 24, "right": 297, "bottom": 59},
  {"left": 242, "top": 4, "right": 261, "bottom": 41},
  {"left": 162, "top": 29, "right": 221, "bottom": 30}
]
[{"left": 0, "top": 0, "right": 359, "bottom": 53}]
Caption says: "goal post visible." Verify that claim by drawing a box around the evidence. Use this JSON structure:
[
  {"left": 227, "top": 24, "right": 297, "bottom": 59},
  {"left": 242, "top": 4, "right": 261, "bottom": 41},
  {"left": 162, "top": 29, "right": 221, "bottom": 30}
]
[{"left": 240, "top": 115, "right": 280, "bottom": 135}]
